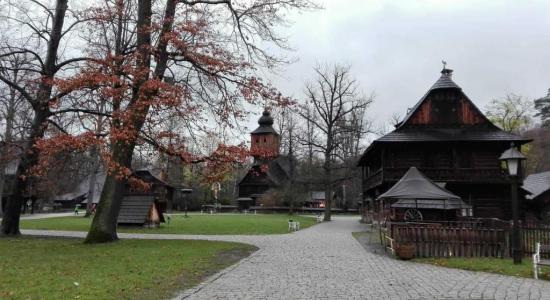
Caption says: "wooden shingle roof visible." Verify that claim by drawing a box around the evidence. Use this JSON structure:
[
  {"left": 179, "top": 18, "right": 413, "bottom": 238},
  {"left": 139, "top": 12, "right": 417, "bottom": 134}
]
[
  {"left": 357, "top": 67, "right": 532, "bottom": 166},
  {"left": 523, "top": 171, "right": 550, "bottom": 200},
  {"left": 376, "top": 128, "right": 528, "bottom": 143}
]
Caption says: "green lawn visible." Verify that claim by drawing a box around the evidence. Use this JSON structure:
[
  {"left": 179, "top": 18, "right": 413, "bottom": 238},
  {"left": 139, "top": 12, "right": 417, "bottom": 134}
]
[
  {"left": 415, "top": 257, "right": 550, "bottom": 280},
  {"left": 21, "top": 214, "right": 317, "bottom": 235},
  {"left": 0, "top": 237, "right": 255, "bottom": 300}
]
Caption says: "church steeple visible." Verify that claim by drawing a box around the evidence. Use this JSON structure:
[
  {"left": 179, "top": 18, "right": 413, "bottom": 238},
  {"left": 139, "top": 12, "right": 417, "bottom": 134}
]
[{"left": 250, "top": 110, "right": 279, "bottom": 161}]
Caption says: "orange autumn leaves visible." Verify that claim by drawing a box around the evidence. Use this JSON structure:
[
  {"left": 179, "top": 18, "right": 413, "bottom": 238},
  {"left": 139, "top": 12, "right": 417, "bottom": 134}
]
[{"left": 28, "top": 2, "right": 294, "bottom": 188}]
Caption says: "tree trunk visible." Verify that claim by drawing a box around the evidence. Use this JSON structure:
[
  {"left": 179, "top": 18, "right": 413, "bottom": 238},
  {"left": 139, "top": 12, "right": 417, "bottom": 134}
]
[
  {"left": 323, "top": 165, "right": 332, "bottom": 221},
  {"left": 0, "top": 0, "right": 68, "bottom": 236},
  {"left": 84, "top": 143, "right": 132, "bottom": 243},
  {"left": 85, "top": 0, "right": 175, "bottom": 243},
  {"left": 0, "top": 72, "right": 18, "bottom": 217},
  {"left": 1, "top": 110, "right": 49, "bottom": 235},
  {"left": 84, "top": 147, "right": 99, "bottom": 217}
]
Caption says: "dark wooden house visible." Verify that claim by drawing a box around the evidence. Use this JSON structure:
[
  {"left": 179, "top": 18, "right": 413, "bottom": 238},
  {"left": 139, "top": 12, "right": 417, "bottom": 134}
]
[
  {"left": 117, "top": 169, "right": 173, "bottom": 226},
  {"left": 237, "top": 110, "right": 291, "bottom": 209},
  {"left": 358, "top": 68, "right": 530, "bottom": 221}
]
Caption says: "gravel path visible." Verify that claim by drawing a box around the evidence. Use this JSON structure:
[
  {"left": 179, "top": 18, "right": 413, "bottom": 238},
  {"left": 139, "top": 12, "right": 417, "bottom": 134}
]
[{"left": 22, "top": 216, "right": 550, "bottom": 299}]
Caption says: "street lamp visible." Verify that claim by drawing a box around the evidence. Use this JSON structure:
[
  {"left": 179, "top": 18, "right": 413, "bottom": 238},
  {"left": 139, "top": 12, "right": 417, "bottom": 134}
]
[
  {"left": 180, "top": 189, "right": 193, "bottom": 218},
  {"left": 499, "top": 143, "right": 526, "bottom": 264},
  {"left": 211, "top": 182, "right": 221, "bottom": 213}
]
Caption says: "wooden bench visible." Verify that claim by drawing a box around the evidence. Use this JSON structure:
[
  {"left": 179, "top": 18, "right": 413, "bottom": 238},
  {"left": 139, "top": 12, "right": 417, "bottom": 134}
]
[
  {"left": 288, "top": 220, "right": 300, "bottom": 232},
  {"left": 533, "top": 242, "right": 550, "bottom": 279}
]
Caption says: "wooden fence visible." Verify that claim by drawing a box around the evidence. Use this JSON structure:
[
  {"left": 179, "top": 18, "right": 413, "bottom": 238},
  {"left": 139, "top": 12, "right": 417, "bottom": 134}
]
[
  {"left": 522, "top": 223, "right": 550, "bottom": 255},
  {"left": 384, "top": 220, "right": 550, "bottom": 258},
  {"left": 392, "top": 224, "right": 509, "bottom": 258}
]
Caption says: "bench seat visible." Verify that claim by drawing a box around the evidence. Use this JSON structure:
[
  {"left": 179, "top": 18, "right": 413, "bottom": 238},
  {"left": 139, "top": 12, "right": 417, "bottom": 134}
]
[{"left": 533, "top": 242, "right": 550, "bottom": 279}]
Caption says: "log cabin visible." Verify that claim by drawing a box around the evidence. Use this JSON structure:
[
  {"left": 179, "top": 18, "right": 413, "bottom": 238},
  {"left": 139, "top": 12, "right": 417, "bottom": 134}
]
[{"left": 358, "top": 68, "right": 530, "bottom": 221}]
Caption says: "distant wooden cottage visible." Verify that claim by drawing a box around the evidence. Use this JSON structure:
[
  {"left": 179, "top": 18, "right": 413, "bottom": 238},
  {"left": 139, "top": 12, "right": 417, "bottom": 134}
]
[
  {"left": 237, "top": 110, "right": 291, "bottom": 209},
  {"left": 54, "top": 169, "right": 178, "bottom": 226},
  {"left": 523, "top": 171, "right": 550, "bottom": 221},
  {"left": 304, "top": 191, "right": 326, "bottom": 208},
  {"left": 117, "top": 169, "right": 175, "bottom": 226},
  {"left": 358, "top": 68, "right": 530, "bottom": 221}
]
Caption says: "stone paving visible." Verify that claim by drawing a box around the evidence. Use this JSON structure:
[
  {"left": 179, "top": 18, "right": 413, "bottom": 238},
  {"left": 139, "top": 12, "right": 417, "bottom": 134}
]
[{"left": 22, "top": 216, "right": 550, "bottom": 299}]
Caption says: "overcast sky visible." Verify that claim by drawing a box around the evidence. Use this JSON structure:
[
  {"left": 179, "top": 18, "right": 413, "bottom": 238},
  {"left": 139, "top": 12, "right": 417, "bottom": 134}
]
[{"left": 245, "top": 0, "right": 550, "bottom": 141}]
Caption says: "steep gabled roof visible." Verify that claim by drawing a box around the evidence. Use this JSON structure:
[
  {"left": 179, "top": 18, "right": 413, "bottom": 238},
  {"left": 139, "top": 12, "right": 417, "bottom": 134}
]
[
  {"left": 376, "top": 128, "right": 528, "bottom": 143},
  {"left": 523, "top": 171, "right": 550, "bottom": 200},
  {"left": 398, "top": 68, "right": 492, "bottom": 129},
  {"left": 357, "top": 68, "right": 531, "bottom": 166},
  {"left": 238, "top": 156, "right": 291, "bottom": 187},
  {"left": 429, "top": 68, "right": 462, "bottom": 90}
]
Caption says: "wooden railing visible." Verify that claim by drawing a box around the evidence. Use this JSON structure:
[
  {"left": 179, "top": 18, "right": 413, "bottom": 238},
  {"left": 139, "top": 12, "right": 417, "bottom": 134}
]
[
  {"left": 384, "top": 167, "right": 506, "bottom": 182},
  {"left": 522, "top": 223, "right": 550, "bottom": 255},
  {"left": 363, "top": 167, "right": 506, "bottom": 190},
  {"left": 384, "top": 221, "right": 550, "bottom": 258},
  {"left": 391, "top": 223, "right": 509, "bottom": 258}
]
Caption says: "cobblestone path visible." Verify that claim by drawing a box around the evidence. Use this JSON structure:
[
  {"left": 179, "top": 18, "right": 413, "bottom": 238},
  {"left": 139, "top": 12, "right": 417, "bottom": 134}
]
[
  {"left": 23, "top": 216, "right": 550, "bottom": 299},
  {"left": 175, "top": 217, "right": 550, "bottom": 300}
]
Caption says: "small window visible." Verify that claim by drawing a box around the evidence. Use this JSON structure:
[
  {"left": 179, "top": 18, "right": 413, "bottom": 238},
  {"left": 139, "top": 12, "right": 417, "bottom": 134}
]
[
  {"left": 256, "top": 139, "right": 259, "bottom": 143},
  {"left": 264, "top": 138, "right": 267, "bottom": 143}
]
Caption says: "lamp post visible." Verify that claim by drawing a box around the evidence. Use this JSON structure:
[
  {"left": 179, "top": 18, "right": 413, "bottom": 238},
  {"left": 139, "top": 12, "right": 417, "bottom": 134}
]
[
  {"left": 211, "top": 182, "right": 221, "bottom": 213},
  {"left": 180, "top": 189, "right": 193, "bottom": 218},
  {"left": 499, "top": 143, "right": 526, "bottom": 264}
]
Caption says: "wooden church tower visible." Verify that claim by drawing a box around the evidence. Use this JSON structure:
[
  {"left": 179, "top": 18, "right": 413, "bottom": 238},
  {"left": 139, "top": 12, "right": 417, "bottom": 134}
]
[
  {"left": 250, "top": 110, "right": 280, "bottom": 161},
  {"left": 237, "top": 110, "right": 290, "bottom": 208}
]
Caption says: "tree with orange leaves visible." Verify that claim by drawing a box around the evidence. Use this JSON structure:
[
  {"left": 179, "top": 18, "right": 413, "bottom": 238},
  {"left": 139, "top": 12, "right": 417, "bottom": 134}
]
[{"left": 44, "top": 0, "right": 317, "bottom": 243}]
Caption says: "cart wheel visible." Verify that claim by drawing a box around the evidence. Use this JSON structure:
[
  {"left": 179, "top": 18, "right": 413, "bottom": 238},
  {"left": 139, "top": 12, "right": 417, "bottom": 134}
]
[{"left": 404, "top": 209, "right": 423, "bottom": 222}]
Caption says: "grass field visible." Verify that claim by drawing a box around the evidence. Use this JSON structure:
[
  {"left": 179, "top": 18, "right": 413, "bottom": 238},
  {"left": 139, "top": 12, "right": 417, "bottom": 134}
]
[
  {"left": 0, "top": 237, "right": 255, "bottom": 299},
  {"left": 415, "top": 257, "right": 550, "bottom": 280},
  {"left": 21, "top": 214, "right": 317, "bottom": 235}
]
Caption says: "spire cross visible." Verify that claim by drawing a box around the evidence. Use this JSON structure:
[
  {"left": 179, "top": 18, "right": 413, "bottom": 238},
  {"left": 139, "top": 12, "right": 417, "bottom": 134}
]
[{"left": 442, "top": 60, "right": 447, "bottom": 69}]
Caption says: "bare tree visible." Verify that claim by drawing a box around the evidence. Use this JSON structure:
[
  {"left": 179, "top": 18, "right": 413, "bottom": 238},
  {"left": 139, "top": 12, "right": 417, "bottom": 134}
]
[
  {"left": 0, "top": 52, "right": 33, "bottom": 216},
  {"left": 0, "top": 0, "right": 89, "bottom": 235},
  {"left": 298, "top": 64, "right": 373, "bottom": 221}
]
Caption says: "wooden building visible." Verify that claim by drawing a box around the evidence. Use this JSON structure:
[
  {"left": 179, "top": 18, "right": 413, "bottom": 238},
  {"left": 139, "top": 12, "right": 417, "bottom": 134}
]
[
  {"left": 358, "top": 68, "right": 530, "bottom": 221},
  {"left": 304, "top": 191, "right": 326, "bottom": 208},
  {"left": 237, "top": 110, "right": 291, "bottom": 209},
  {"left": 117, "top": 169, "right": 173, "bottom": 226},
  {"left": 523, "top": 171, "right": 550, "bottom": 222},
  {"left": 53, "top": 169, "right": 174, "bottom": 226}
]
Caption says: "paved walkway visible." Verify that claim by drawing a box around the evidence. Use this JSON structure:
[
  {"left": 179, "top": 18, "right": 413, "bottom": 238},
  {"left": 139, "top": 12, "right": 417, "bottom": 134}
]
[
  {"left": 20, "top": 212, "right": 74, "bottom": 220},
  {"left": 0, "top": 212, "right": 73, "bottom": 221},
  {"left": 22, "top": 217, "right": 550, "bottom": 299}
]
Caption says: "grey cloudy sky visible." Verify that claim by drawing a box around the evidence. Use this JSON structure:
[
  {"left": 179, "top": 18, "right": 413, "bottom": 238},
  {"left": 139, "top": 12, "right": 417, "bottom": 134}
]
[{"left": 245, "top": 0, "right": 550, "bottom": 139}]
